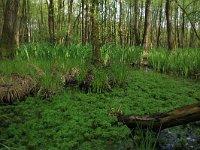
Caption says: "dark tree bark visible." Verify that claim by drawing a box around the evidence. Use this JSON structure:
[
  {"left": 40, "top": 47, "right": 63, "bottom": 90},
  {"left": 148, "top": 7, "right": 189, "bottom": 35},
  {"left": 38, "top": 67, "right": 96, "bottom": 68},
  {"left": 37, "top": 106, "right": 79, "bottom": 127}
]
[
  {"left": 81, "top": 0, "right": 85, "bottom": 45},
  {"left": 0, "top": 0, "right": 4, "bottom": 39},
  {"left": 134, "top": 0, "right": 140, "bottom": 46},
  {"left": 47, "top": 0, "right": 55, "bottom": 44},
  {"left": 85, "top": 1, "right": 89, "bottom": 44},
  {"left": 174, "top": 5, "right": 181, "bottom": 48},
  {"left": 119, "top": 0, "right": 124, "bottom": 46},
  {"left": 57, "top": 0, "right": 63, "bottom": 43},
  {"left": 166, "top": 0, "right": 174, "bottom": 50},
  {"left": 157, "top": 0, "right": 163, "bottom": 48},
  {"left": 66, "top": 0, "right": 73, "bottom": 45},
  {"left": 0, "top": 0, "right": 20, "bottom": 59},
  {"left": 116, "top": 102, "right": 200, "bottom": 132},
  {"left": 20, "top": 0, "right": 29, "bottom": 43},
  {"left": 181, "top": 1, "right": 185, "bottom": 48},
  {"left": 91, "top": 0, "right": 102, "bottom": 66},
  {"left": 142, "top": 0, "right": 151, "bottom": 51},
  {"left": 113, "top": 1, "right": 117, "bottom": 44}
]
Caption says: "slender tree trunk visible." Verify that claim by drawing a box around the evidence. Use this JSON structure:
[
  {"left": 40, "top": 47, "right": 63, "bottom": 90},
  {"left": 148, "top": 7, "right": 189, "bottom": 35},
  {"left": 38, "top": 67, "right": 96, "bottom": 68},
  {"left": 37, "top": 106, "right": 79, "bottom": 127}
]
[
  {"left": 91, "top": 0, "right": 102, "bottom": 66},
  {"left": 81, "top": 0, "right": 85, "bottom": 45},
  {"left": 0, "top": 0, "right": 20, "bottom": 59},
  {"left": 151, "top": 8, "right": 158, "bottom": 48},
  {"left": 57, "top": 0, "right": 63, "bottom": 43},
  {"left": 85, "top": 2, "right": 89, "bottom": 44},
  {"left": 157, "top": 0, "right": 163, "bottom": 48},
  {"left": 166, "top": 0, "right": 174, "bottom": 50},
  {"left": 47, "top": 0, "right": 55, "bottom": 44},
  {"left": 0, "top": 0, "right": 4, "bottom": 39},
  {"left": 139, "top": 1, "right": 144, "bottom": 41},
  {"left": 113, "top": 1, "right": 117, "bottom": 44},
  {"left": 103, "top": 0, "right": 107, "bottom": 44},
  {"left": 134, "top": 0, "right": 140, "bottom": 46},
  {"left": 20, "top": 0, "right": 29, "bottom": 43},
  {"left": 119, "top": 0, "right": 124, "bottom": 46},
  {"left": 129, "top": 2, "right": 133, "bottom": 46},
  {"left": 174, "top": 5, "right": 180, "bottom": 48},
  {"left": 27, "top": 0, "right": 30, "bottom": 43},
  {"left": 66, "top": 0, "right": 73, "bottom": 45},
  {"left": 142, "top": 0, "right": 151, "bottom": 51},
  {"left": 181, "top": 2, "right": 185, "bottom": 48}
]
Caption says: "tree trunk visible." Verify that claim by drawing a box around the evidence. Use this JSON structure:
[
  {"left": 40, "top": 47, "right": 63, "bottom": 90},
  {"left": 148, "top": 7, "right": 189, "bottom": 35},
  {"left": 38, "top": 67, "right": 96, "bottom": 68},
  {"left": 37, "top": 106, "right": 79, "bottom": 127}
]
[
  {"left": 174, "top": 5, "right": 180, "bottom": 48},
  {"left": 91, "top": 0, "right": 102, "bottom": 66},
  {"left": 113, "top": 1, "right": 117, "bottom": 44},
  {"left": 116, "top": 102, "right": 200, "bottom": 132},
  {"left": 57, "top": 0, "right": 63, "bottom": 44},
  {"left": 47, "top": 0, "right": 55, "bottom": 44},
  {"left": 134, "top": 0, "right": 140, "bottom": 46},
  {"left": 27, "top": 0, "right": 30, "bottom": 43},
  {"left": 181, "top": 3, "right": 185, "bottom": 48},
  {"left": 142, "top": 0, "right": 151, "bottom": 51},
  {"left": 20, "top": 0, "right": 29, "bottom": 43},
  {"left": 129, "top": 2, "right": 133, "bottom": 46},
  {"left": 0, "top": 0, "right": 20, "bottom": 59},
  {"left": 119, "top": 0, "right": 124, "bottom": 46},
  {"left": 66, "top": 0, "right": 73, "bottom": 45},
  {"left": 166, "top": 0, "right": 174, "bottom": 50},
  {"left": 151, "top": 8, "right": 159, "bottom": 48},
  {"left": 81, "top": 0, "right": 85, "bottom": 45},
  {"left": 0, "top": 0, "right": 4, "bottom": 39},
  {"left": 85, "top": 1, "right": 89, "bottom": 44},
  {"left": 157, "top": 0, "right": 163, "bottom": 48}
]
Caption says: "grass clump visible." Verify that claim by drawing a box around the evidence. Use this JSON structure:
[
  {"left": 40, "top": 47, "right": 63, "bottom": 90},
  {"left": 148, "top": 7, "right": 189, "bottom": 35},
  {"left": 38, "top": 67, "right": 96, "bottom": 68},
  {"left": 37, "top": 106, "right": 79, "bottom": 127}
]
[{"left": 149, "top": 48, "right": 200, "bottom": 77}]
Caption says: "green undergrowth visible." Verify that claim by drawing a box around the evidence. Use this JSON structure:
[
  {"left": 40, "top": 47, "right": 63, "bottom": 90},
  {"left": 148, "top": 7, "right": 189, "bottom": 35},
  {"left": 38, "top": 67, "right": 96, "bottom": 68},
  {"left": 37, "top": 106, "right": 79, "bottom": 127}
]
[
  {"left": 1, "top": 70, "right": 200, "bottom": 149},
  {"left": 1, "top": 44, "right": 199, "bottom": 94},
  {"left": 149, "top": 48, "right": 200, "bottom": 77},
  {"left": 17, "top": 43, "right": 200, "bottom": 78}
]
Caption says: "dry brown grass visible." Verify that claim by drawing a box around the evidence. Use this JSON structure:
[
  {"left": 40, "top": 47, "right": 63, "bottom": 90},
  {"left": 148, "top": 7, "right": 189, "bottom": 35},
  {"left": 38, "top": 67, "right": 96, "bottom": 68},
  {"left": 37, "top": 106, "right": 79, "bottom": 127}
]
[{"left": 0, "top": 75, "right": 36, "bottom": 104}]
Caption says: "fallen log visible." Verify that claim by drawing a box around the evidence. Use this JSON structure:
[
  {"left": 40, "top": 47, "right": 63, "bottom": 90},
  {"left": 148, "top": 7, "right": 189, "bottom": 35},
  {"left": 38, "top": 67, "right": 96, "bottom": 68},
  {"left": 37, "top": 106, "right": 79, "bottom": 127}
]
[{"left": 116, "top": 102, "right": 200, "bottom": 132}]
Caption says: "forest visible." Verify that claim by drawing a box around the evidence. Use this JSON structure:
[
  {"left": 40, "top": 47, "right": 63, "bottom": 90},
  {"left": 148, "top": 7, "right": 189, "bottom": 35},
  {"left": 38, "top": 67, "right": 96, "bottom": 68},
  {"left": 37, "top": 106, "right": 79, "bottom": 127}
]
[{"left": 0, "top": 0, "right": 200, "bottom": 149}]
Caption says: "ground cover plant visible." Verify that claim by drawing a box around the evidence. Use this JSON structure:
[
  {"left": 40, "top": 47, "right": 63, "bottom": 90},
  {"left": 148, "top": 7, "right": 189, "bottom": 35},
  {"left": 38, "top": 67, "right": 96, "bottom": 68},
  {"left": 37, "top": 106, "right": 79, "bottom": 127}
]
[{"left": 1, "top": 68, "right": 200, "bottom": 149}]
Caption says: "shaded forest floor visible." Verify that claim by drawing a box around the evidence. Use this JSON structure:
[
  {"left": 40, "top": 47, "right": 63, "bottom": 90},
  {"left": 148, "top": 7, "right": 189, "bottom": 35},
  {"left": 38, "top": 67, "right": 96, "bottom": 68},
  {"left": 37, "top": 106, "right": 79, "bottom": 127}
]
[{"left": 1, "top": 69, "right": 200, "bottom": 149}]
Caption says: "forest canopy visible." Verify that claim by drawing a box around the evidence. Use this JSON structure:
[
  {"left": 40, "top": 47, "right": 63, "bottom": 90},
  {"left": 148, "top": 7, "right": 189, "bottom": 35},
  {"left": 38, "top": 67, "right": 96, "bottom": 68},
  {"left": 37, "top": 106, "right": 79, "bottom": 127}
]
[{"left": 1, "top": 0, "right": 200, "bottom": 51}]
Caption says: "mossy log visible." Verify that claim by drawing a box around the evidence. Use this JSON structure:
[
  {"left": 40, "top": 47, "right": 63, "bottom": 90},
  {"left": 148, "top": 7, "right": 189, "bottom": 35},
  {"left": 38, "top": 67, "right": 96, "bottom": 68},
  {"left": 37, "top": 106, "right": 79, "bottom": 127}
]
[{"left": 116, "top": 102, "right": 200, "bottom": 132}]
